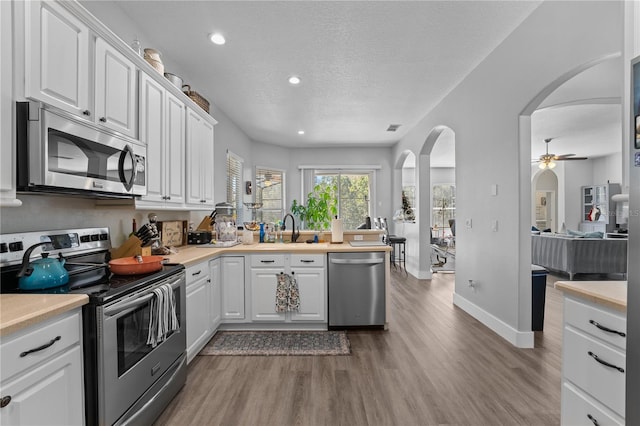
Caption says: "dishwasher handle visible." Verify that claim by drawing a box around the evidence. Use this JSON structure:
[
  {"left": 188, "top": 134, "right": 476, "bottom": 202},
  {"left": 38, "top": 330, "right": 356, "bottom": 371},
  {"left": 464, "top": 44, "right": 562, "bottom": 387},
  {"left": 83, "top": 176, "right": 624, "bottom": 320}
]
[{"left": 330, "top": 258, "right": 384, "bottom": 265}]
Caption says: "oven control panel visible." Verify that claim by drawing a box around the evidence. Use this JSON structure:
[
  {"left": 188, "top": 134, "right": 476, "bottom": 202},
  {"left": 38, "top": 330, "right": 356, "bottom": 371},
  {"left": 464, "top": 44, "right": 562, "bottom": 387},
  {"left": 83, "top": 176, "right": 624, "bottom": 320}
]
[{"left": 0, "top": 227, "right": 111, "bottom": 267}]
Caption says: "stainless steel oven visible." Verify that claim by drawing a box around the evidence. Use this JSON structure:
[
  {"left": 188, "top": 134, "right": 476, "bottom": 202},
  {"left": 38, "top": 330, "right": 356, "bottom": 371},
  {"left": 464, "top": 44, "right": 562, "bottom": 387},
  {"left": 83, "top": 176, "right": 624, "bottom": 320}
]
[
  {"left": 17, "top": 102, "right": 146, "bottom": 198},
  {"left": 0, "top": 228, "right": 186, "bottom": 426},
  {"left": 89, "top": 269, "right": 186, "bottom": 426}
]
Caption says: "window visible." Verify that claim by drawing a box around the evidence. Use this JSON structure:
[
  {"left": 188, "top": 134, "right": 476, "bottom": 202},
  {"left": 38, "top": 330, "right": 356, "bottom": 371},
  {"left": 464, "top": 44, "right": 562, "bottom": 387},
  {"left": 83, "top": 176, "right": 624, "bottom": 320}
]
[
  {"left": 255, "top": 167, "right": 284, "bottom": 224},
  {"left": 226, "top": 151, "right": 243, "bottom": 223},
  {"left": 312, "top": 170, "right": 372, "bottom": 230},
  {"left": 432, "top": 184, "right": 455, "bottom": 240}
]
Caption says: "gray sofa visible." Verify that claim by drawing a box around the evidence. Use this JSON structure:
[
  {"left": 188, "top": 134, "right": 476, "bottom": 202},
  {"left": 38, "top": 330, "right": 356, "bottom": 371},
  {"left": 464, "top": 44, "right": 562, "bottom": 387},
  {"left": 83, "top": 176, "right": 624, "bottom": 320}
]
[{"left": 531, "top": 234, "right": 627, "bottom": 280}]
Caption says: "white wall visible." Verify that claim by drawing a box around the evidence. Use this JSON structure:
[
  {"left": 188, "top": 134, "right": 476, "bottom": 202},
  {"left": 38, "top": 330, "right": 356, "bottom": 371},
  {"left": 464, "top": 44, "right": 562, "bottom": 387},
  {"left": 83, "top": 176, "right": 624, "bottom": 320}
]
[
  {"left": 392, "top": 1, "right": 623, "bottom": 347},
  {"left": 593, "top": 152, "right": 623, "bottom": 184}
]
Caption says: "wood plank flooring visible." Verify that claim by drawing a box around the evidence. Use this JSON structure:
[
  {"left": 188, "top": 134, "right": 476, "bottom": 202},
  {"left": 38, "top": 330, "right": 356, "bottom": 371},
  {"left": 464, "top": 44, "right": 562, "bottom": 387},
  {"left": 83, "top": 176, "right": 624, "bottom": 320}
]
[{"left": 156, "top": 271, "right": 563, "bottom": 426}]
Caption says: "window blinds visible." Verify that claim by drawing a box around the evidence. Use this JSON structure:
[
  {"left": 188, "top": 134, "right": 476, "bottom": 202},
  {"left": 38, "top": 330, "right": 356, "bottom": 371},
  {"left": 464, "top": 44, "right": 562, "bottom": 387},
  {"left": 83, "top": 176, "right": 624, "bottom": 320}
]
[{"left": 226, "top": 151, "right": 243, "bottom": 223}]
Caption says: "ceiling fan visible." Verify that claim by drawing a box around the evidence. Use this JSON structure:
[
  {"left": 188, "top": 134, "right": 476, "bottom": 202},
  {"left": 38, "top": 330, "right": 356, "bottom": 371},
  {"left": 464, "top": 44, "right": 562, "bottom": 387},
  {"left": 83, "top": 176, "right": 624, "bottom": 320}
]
[{"left": 534, "top": 138, "right": 588, "bottom": 169}]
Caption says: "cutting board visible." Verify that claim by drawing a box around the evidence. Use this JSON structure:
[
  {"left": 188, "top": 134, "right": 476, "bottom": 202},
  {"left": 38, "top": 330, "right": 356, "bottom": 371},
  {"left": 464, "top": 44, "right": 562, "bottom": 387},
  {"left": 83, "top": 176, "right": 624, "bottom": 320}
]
[{"left": 159, "top": 220, "right": 187, "bottom": 247}]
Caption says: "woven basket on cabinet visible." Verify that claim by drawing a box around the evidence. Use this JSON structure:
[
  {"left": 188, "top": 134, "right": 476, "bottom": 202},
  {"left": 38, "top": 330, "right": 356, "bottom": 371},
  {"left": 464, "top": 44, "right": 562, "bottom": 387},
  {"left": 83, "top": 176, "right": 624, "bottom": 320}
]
[{"left": 182, "top": 84, "right": 210, "bottom": 113}]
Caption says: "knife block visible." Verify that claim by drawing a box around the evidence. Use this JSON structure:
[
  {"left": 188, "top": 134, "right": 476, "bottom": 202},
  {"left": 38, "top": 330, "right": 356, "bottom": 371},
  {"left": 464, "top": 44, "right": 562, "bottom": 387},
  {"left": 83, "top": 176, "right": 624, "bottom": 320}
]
[
  {"left": 196, "top": 216, "right": 214, "bottom": 232},
  {"left": 111, "top": 235, "right": 152, "bottom": 259}
]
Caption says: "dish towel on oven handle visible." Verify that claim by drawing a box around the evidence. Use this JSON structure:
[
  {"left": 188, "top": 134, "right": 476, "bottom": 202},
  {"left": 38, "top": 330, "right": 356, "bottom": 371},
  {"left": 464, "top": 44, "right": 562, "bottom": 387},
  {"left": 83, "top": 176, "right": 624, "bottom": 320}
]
[
  {"left": 275, "top": 272, "right": 300, "bottom": 313},
  {"left": 147, "top": 283, "right": 179, "bottom": 348}
]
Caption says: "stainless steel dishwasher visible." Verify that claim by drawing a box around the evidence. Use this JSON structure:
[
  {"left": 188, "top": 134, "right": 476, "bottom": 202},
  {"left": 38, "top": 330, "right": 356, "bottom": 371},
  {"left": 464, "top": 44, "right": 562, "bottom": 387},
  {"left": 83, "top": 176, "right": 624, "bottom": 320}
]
[{"left": 328, "top": 251, "right": 385, "bottom": 328}]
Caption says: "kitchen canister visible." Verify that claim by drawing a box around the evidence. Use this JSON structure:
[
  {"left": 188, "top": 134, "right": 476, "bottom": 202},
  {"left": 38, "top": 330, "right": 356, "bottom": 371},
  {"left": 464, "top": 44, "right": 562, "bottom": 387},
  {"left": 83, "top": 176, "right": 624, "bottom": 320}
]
[
  {"left": 331, "top": 217, "right": 344, "bottom": 243},
  {"left": 243, "top": 229, "right": 254, "bottom": 245}
]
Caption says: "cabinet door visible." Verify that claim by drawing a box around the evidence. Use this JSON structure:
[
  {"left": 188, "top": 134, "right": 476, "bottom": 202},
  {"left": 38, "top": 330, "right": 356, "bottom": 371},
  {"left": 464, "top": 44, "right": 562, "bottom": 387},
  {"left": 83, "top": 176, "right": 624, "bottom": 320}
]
[
  {"left": 222, "top": 257, "right": 245, "bottom": 320},
  {"left": 94, "top": 38, "right": 137, "bottom": 138},
  {"left": 209, "top": 258, "right": 222, "bottom": 330},
  {"left": 25, "top": 0, "right": 89, "bottom": 116},
  {"left": 290, "top": 267, "right": 326, "bottom": 321},
  {"left": 0, "top": 346, "right": 84, "bottom": 425},
  {"left": 201, "top": 120, "right": 215, "bottom": 205},
  {"left": 0, "top": 0, "right": 18, "bottom": 205},
  {"left": 138, "top": 73, "right": 165, "bottom": 203},
  {"left": 251, "top": 268, "right": 286, "bottom": 322},
  {"left": 164, "top": 92, "right": 185, "bottom": 204},
  {"left": 186, "top": 276, "right": 211, "bottom": 363},
  {"left": 185, "top": 108, "right": 204, "bottom": 205}
]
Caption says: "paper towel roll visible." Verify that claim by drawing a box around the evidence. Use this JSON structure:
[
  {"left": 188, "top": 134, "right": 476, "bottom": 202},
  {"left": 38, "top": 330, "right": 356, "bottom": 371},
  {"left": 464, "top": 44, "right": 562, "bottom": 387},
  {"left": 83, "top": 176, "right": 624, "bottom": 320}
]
[{"left": 331, "top": 218, "right": 343, "bottom": 243}]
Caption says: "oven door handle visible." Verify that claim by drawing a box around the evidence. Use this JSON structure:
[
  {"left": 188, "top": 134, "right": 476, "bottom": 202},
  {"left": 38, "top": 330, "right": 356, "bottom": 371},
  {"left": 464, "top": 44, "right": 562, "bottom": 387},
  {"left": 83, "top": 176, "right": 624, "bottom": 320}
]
[{"left": 104, "top": 277, "right": 183, "bottom": 317}]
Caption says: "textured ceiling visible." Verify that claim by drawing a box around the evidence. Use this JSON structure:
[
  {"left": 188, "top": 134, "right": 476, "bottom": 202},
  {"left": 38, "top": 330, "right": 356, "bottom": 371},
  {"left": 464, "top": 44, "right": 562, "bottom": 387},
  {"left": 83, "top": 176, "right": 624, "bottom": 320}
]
[{"left": 86, "top": 0, "right": 542, "bottom": 148}]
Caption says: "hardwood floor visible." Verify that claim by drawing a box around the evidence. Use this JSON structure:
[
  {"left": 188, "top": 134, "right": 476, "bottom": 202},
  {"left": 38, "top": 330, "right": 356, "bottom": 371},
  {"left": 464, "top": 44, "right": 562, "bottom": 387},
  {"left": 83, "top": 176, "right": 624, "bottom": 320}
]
[{"left": 156, "top": 271, "right": 563, "bottom": 426}]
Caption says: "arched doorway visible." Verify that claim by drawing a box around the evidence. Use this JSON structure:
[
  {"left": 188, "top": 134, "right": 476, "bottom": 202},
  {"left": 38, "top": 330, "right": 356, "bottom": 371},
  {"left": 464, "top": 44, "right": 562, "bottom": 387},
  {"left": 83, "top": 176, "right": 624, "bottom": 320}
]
[
  {"left": 411, "top": 125, "right": 456, "bottom": 279},
  {"left": 518, "top": 52, "right": 622, "bottom": 334}
]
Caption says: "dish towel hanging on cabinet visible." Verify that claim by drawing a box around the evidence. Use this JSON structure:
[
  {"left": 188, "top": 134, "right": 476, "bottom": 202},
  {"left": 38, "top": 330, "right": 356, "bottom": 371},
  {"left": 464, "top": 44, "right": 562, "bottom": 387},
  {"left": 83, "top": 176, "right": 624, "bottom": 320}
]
[{"left": 275, "top": 272, "right": 300, "bottom": 312}]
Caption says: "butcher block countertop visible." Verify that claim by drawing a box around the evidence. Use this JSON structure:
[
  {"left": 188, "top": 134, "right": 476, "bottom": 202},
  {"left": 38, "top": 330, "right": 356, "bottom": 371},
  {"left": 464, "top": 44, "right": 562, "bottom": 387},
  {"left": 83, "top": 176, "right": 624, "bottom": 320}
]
[
  {"left": 0, "top": 294, "right": 88, "bottom": 337},
  {"left": 165, "top": 242, "right": 392, "bottom": 267},
  {"left": 554, "top": 280, "right": 627, "bottom": 312}
]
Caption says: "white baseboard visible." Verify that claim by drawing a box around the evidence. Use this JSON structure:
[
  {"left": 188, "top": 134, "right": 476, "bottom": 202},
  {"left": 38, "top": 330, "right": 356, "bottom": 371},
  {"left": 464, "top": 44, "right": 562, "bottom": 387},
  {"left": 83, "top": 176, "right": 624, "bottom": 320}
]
[{"left": 452, "top": 292, "right": 534, "bottom": 348}]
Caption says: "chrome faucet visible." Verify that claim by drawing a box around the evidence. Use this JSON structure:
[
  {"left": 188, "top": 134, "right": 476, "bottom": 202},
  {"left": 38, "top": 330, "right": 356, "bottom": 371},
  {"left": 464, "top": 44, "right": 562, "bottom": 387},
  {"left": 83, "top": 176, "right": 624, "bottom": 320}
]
[{"left": 282, "top": 214, "right": 300, "bottom": 243}]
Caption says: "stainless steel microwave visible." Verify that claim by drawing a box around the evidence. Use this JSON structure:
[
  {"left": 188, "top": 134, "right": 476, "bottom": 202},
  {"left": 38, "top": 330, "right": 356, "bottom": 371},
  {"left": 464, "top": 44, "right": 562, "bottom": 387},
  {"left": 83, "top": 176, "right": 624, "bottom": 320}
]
[{"left": 17, "top": 102, "right": 146, "bottom": 198}]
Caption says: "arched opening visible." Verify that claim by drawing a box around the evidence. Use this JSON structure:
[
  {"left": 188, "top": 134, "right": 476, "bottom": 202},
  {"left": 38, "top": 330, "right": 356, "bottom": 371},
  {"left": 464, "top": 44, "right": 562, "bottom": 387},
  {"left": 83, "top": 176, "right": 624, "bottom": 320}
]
[
  {"left": 402, "top": 125, "right": 455, "bottom": 280},
  {"left": 532, "top": 169, "right": 559, "bottom": 232},
  {"left": 518, "top": 52, "right": 622, "bottom": 335}
]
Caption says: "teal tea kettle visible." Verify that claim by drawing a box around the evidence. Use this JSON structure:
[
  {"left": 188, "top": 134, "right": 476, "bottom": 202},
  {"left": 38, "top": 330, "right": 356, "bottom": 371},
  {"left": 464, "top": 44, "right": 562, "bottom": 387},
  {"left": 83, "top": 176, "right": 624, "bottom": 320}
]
[{"left": 17, "top": 242, "right": 69, "bottom": 291}]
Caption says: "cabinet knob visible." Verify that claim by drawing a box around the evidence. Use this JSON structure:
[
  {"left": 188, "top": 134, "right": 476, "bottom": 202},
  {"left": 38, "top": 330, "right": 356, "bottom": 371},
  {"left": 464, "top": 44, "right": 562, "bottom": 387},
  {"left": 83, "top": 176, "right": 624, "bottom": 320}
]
[
  {"left": 0, "top": 396, "right": 11, "bottom": 408},
  {"left": 166, "top": 196, "right": 171, "bottom": 200},
  {"left": 82, "top": 110, "right": 91, "bottom": 116},
  {"left": 99, "top": 117, "right": 107, "bottom": 122}
]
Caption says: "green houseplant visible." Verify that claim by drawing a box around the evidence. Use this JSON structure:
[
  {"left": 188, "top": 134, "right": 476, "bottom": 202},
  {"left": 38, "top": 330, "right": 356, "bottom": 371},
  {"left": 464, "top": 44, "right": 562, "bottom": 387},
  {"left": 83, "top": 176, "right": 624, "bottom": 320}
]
[{"left": 290, "top": 183, "right": 338, "bottom": 231}]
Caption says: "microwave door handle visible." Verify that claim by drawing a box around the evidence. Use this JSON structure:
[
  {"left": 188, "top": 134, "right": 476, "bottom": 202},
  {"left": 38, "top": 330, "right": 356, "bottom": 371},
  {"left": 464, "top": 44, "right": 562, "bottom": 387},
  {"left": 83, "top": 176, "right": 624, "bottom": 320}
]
[{"left": 118, "top": 144, "right": 137, "bottom": 191}]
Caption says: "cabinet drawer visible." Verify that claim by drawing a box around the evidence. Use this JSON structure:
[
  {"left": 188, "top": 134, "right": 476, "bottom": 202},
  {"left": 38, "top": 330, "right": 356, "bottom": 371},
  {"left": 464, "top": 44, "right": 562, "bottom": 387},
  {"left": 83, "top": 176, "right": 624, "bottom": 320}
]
[
  {"left": 562, "top": 382, "right": 623, "bottom": 426},
  {"left": 565, "top": 297, "right": 626, "bottom": 350},
  {"left": 186, "top": 262, "right": 209, "bottom": 284},
  {"left": 1, "top": 310, "right": 81, "bottom": 381},
  {"left": 564, "top": 327, "right": 625, "bottom": 416},
  {"left": 251, "top": 254, "right": 285, "bottom": 268},
  {"left": 290, "top": 254, "right": 325, "bottom": 267}
]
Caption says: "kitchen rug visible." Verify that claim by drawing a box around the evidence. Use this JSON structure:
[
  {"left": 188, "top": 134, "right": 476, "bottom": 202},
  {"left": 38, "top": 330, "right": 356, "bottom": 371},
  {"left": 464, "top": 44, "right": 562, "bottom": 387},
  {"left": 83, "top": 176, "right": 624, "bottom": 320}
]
[{"left": 199, "top": 330, "right": 351, "bottom": 356}]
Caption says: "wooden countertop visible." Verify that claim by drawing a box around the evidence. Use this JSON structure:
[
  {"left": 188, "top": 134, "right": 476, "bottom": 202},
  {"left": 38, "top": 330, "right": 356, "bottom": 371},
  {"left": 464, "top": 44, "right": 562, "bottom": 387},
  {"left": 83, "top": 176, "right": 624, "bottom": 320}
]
[
  {"left": 0, "top": 294, "right": 89, "bottom": 337},
  {"left": 554, "top": 280, "right": 627, "bottom": 312},
  {"left": 165, "top": 242, "right": 392, "bottom": 267}
]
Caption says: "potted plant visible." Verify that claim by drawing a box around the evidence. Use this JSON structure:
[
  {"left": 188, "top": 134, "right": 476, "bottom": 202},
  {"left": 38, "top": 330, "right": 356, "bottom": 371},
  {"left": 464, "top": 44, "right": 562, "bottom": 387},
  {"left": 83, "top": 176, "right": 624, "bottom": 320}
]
[{"left": 290, "top": 183, "right": 338, "bottom": 231}]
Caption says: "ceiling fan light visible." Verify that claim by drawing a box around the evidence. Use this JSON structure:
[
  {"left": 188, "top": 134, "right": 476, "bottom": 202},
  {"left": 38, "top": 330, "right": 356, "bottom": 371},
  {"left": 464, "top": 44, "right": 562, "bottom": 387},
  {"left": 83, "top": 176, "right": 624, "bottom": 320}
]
[
  {"left": 548, "top": 161, "right": 556, "bottom": 169},
  {"left": 538, "top": 162, "right": 547, "bottom": 169}
]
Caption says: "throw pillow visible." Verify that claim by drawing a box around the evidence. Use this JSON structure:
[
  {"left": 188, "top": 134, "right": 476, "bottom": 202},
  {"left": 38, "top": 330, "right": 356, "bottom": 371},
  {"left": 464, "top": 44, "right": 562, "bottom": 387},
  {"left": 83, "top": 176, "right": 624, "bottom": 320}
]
[
  {"left": 584, "top": 231, "right": 604, "bottom": 239},
  {"left": 567, "top": 229, "right": 586, "bottom": 237}
]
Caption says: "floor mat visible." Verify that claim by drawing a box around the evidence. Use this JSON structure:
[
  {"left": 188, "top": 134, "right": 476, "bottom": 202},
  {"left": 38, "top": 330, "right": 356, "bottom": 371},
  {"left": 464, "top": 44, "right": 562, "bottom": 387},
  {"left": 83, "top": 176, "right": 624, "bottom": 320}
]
[{"left": 199, "top": 330, "right": 351, "bottom": 356}]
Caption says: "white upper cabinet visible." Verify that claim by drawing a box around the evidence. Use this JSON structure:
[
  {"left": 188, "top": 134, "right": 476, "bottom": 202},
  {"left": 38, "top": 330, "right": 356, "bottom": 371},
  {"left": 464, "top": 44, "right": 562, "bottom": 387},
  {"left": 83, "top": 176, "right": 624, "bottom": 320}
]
[
  {"left": 186, "top": 107, "right": 215, "bottom": 208},
  {"left": 0, "top": 0, "right": 20, "bottom": 207},
  {"left": 25, "top": 0, "right": 90, "bottom": 116},
  {"left": 138, "top": 72, "right": 185, "bottom": 206},
  {"left": 25, "top": 1, "right": 137, "bottom": 138},
  {"left": 94, "top": 38, "right": 137, "bottom": 138}
]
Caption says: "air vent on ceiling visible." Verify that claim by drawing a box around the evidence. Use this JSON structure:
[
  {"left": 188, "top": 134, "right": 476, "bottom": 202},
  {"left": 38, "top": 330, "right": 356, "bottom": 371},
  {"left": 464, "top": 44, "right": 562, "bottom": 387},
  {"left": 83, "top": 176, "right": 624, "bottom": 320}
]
[{"left": 386, "top": 124, "right": 401, "bottom": 132}]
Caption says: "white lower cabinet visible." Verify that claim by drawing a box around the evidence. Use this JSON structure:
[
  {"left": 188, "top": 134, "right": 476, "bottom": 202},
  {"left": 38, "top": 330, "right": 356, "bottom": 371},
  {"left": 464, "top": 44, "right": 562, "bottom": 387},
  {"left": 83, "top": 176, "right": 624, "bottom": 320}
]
[
  {"left": 185, "top": 261, "right": 212, "bottom": 363},
  {"left": 209, "top": 258, "right": 222, "bottom": 331},
  {"left": 249, "top": 254, "right": 326, "bottom": 324},
  {"left": 0, "top": 309, "right": 85, "bottom": 425},
  {"left": 221, "top": 256, "right": 246, "bottom": 320},
  {"left": 560, "top": 295, "right": 626, "bottom": 425}
]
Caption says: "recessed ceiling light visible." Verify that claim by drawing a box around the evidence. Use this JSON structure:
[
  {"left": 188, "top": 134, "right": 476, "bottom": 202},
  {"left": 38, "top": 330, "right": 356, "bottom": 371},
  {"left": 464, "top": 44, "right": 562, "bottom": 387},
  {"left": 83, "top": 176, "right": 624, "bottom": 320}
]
[
  {"left": 209, "top": 33, "right": 226, "bottom": 45},
  {"left": 298, "top": 130, "right": 305, "bottom": 135},
  {"left": 288, "top": 76, "right": 301, "bottom": 85}
]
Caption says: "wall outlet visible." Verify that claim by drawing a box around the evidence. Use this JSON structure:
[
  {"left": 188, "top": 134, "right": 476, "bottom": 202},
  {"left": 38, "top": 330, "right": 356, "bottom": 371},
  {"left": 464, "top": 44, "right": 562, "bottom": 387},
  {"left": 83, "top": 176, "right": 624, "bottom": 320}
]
[
  {"left": 491, "top": 219, "right": 498, "bottom": 232},
  {"left": 354, "top": 235, "right": 364, "bottom": 241},
  {"left": 465, "top": 218, "right": 472, "bottom": 228}
]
